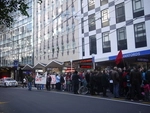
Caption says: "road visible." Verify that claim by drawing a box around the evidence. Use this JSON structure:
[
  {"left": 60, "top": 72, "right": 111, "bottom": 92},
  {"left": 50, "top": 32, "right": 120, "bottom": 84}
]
[{"left": 0, "top": 87, "right": 150, "bottom": 113}]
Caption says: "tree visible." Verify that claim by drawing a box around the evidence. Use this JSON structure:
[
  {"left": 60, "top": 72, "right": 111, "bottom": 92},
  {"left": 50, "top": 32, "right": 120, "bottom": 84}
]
[{"left": 0, "top": 0, "right": 42, "bottom": 27}]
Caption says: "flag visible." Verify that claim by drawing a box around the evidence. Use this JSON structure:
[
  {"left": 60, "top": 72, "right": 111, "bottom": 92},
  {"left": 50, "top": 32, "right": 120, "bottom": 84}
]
[{"left": 115, "top": 50, "right": 123, "bottom": 65}]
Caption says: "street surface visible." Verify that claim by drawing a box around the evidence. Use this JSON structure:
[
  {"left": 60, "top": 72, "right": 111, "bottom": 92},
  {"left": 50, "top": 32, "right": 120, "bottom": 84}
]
[{"left": 0, "top": 87, "right": 150, "bottom": 113}]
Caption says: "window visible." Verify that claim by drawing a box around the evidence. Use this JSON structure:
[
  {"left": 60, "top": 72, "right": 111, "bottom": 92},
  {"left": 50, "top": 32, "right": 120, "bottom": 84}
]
[
  {"left": 134, "top": 22, "right": 147, "bottom": 48},
  {"left": 81, "top": 18, "right": 84, "bottom": 33},
  {"left": 89, "top": 35, "right": 97, "bottom": 55},
  {"left": 117, "top": 27, "right": 127, "bottom": 50},
  {"left": 101, "top": 9, "right": 109, "bottom": 27},
  {"left": 88, "top": 0, "right": 95, "bottom": 11},
  {"left": 115, "top": 3, "right": 125, "bottom": 23},
  {"left": 88, "top": 14, "right": 95, "bottom": 31},
  {"left": 102, "top": 32, "right": 111, "bottom": 53},
  {"left": 100, "top": 0, "right": 108, "bottom": 6},
  {"left": 81, "top": 0, "right": 84, "bottom": 13},
  {"left": 132, "top": 0, "right": 144, "bottom": 18},
  {"left": 82, "top": 38, "right": 85, "bottom": 56}
]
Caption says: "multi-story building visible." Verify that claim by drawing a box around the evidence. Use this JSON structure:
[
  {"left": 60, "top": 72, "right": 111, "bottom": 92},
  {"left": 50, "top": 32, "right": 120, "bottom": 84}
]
[
  {"left": 33, "top": 0, "right": 79, "bottom": 68},
  {"left": 0, "top": 0, "right": 33, "bottom": 79},
  {"left": 79, "top": 0, "right": 150, "bottom": 69}
]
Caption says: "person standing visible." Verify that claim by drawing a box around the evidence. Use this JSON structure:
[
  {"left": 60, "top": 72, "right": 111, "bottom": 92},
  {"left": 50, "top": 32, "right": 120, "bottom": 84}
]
[
  {"left": 146, "top": 67, "right": 150, "bottom": 84},
  {"left": 46, "top": 75, "right": 52, "bottom": 91},
  {"left": 22, "top": 76, "right": 27, "bottom": 88},
  {"left": 85, "top": 70, "right": 91, "bottom": 91},
  {"left": 56, "top": 73, "right": 61, "bottom": 90},
  {"left": 101, "top": 69, "right": 109, "bottom": 97},
  {"left": 130, "top": 66, "right": 142, "bottom": 101},
  {"left": 72, "top": 71, "right": 80, "bottom": 94},
  {"left": 27, "top": 73, "right": 34, "bottom": 91},
  {"left": 112, "top": 67, "right": 120, "bottom": 98}
]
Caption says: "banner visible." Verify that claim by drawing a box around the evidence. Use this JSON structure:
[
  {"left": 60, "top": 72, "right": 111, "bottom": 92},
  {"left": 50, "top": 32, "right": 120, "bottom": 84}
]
[
  {"left": 50, "top": 75, "right": 56, "bottom": 84},
  {"left": 115, "top": 50, "right": 123, "bottom": 65},
  {"left": 35, "top": 72, "right": 47, "bottom": 84}
]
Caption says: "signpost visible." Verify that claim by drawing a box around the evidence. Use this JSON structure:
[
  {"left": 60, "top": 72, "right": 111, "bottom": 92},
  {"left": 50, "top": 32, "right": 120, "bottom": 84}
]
[{"left": 14, "top": 60, "right": 18, "bottom": 80}]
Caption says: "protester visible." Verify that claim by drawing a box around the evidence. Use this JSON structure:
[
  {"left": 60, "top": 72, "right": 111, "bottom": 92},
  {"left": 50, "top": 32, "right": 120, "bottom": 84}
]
[
  {"left": 130, "top": 66, "right": 142, "bottom": 101},
  {"left": 101, "top": 69, "right": 109, "bottom": 97},
  {"left": 46, "top": 74, "right": 52, "bottom": 91},
  {"left": 56, "top": 73, "right": 61, "bottom": 90},
  {"left": 142, "top": 80, "right": 150, "bottom": 101},
  {"left": 27, "top": 73, "right": 34, "bottom": 91},
  {"left": 22, "top": 76, "right": 27, "bottom": 88},
  {"left": 72, "top": 71, "right": 80, "bottom": 94},
  {"left": 112, "top": 67, "right": 120, "bottom": 98}
]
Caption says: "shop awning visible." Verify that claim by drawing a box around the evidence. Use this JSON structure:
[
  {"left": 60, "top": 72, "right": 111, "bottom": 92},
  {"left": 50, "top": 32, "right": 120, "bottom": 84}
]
[
  {"left": 22, "top": 64, "right": 33, "bottom": 70},
  {"left": 46, "top": 60, "right": 63, "bottom": 68},
  {"left": 33, "top": 62, "right": 46, "bottom": 69}
]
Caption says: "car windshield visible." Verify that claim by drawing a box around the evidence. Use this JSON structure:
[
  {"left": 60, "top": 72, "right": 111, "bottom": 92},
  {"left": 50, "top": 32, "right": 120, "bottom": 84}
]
[{"left": 5, "top": 78, "right": 14, "bottom": 81}]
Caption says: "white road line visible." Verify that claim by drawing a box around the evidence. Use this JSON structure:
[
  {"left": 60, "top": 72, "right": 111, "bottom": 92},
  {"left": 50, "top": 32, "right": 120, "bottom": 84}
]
[
  {"left": 17, "top": 87, "right": 150, "bottom": 106},
  {"left": 50, "top": 91, "right": 150, "bottom": 107}
]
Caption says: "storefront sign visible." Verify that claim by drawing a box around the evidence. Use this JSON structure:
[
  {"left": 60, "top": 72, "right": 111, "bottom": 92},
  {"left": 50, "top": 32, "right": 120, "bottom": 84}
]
[
  {"left": 79, "top": 59, "right": 92, "bottom": 63},
  {"left": 109, "top": 49, "right": 150, "bottom": 60},
  {"left": 14, "top": 60, "right": 18, "bottom": 68},
  {"left": 136, "top": 58, "right": 149, "bottom": 62},
  {"left": 80, "top": 65, "right": 92, "bottom": 68}
]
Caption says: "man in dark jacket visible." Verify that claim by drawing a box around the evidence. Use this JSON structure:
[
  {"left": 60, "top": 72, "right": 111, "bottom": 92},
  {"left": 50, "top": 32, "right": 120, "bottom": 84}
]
[
  {"left": 72, "top": 71, "right": 80, "bottom": 94},
  {"left": 101, "top": 69, "right": 109, "bottom": 97},
  {"left": 112, "top": 67, "right": 120, "bottom": 98},
  {"left": 46, "top": 75, "right": 52, "bottom": 91},
  {"left": 130, "top": 66, "right": 142, "bottom": 101},
  {"left": 146, "top": 67, "right": 150, "bottom": 84},
  {"left": 85, "top": 70, "right": 91, "bottom": 89}
]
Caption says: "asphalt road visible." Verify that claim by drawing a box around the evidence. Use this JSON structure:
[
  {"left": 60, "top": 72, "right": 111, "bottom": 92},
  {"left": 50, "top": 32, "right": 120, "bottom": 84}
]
[{"left": 0, "top": 87, "right": 150, "bottom": 113}]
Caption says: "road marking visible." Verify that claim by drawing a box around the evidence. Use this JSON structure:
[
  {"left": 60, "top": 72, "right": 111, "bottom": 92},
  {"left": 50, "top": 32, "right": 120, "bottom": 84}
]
[
  {"left": 16, "top": 87, "right": 150, "bottom": 106},
  {"left": 50, "top": 91, "right": 150, "bottom": 107},
  {"left": 0, "top": 102, "right": 7, "bottom": 104}
]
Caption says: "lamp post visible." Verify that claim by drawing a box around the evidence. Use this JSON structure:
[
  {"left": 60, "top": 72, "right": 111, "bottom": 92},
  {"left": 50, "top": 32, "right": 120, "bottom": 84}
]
[
  {"left": 92, "top": 54, "right": 95, "bottom": 70},
  {"left": 70, "top": 59, "right": 72, "bottom": 73}
]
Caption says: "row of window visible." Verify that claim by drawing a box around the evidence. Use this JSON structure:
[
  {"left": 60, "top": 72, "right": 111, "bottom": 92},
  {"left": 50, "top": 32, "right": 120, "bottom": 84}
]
[
  {"left": 81, "top": 0, "right": 144, "bottom": 32},
  {"left": 82, "top": 22, "right": 147, "bottom": 56}
]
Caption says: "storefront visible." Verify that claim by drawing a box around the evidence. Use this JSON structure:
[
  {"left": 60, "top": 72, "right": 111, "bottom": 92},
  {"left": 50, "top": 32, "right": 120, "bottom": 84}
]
[
  {"left": 63, "top": 58, "right": 94, "bottom": 72},
  {"left": 108, "top": 49, "right": 150, "bottom": 69}
]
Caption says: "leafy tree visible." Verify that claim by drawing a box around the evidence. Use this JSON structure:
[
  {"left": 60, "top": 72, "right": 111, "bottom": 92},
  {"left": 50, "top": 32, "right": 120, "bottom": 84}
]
[{"left": 0, "top": 0, "right": 42, "bottom": 27}]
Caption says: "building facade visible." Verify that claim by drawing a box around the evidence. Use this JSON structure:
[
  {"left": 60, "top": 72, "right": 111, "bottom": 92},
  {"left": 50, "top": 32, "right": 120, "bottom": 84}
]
[
  {"left": 33, "top": 0, "right": 79, "bottom": 66},
  {"left": 0, "top": 0, "right": 33, "bottom": 79},
  {"left": 79, "top": 0, "right": 150, "bottom": 68}
]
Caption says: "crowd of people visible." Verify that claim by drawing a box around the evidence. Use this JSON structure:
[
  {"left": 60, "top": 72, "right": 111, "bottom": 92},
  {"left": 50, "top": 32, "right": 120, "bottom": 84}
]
[{"left": 22, "top": 66, "right": 150, "bottom": 102}]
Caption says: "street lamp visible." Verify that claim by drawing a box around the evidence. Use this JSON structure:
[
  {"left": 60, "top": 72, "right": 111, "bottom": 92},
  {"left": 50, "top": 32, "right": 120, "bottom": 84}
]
[
  {"left": 70, "top": 59, "right": 72, "bottom": 73},
  {"left": 92, "top": 54, "right": 95, "bottom": 70}
]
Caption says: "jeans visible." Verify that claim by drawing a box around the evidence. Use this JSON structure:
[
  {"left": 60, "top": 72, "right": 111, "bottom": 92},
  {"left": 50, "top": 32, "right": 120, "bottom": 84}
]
[
  {"left": 28, "top": 82, "right": 32, "bottom": 91},
  {"left": 113, "top": 83, "right": 119, "bottom": 97}
]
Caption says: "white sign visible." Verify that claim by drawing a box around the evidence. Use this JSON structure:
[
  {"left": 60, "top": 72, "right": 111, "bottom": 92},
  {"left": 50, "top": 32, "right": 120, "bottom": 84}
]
[
  {"left": 50, "top": 75, "right": 56, "bottom": 84},
  {"left": 35, "top": 72, "right": 47, "bottom": 84}
]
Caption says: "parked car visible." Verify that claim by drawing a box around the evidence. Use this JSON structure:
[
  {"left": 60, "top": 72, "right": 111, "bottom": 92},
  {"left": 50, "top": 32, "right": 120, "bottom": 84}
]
[{"left": 0, "top": 77, "right": 18, "bottom": 87}]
